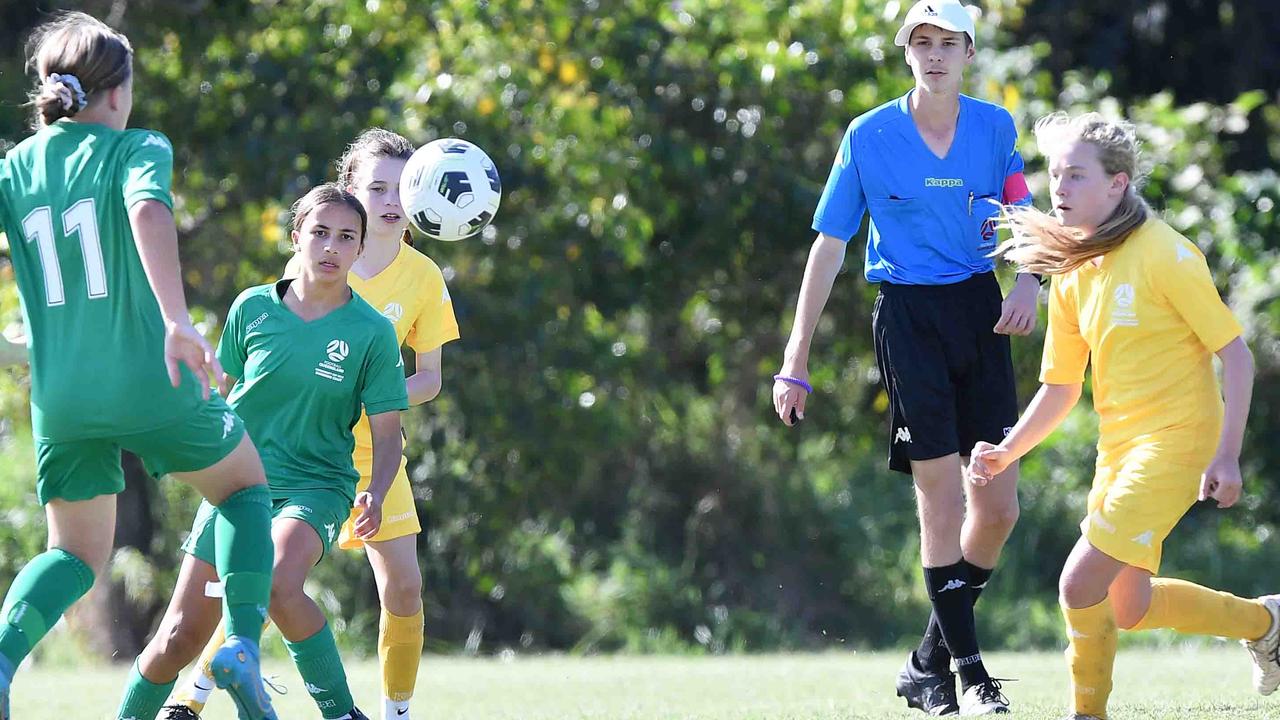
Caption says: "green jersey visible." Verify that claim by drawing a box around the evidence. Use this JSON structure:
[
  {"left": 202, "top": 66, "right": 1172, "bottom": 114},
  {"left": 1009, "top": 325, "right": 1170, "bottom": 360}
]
[
  {"left": 217, "top": 280, "right": 408, "bottom": 501},
  {"left": 0, "top": 121, "right": 203, "bottom": 442}
]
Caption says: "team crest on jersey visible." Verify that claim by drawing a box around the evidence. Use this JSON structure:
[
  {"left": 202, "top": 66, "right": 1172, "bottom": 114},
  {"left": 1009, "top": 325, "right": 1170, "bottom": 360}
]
[
  {"left": 1111, "top": 284, "right": 1138, "bottom": 327},
  {"left": 315, "top": 339, "right": 349, "bottom": 382},
  {"left": 381, "top": 302, "right": 404, "bottom": 323}
]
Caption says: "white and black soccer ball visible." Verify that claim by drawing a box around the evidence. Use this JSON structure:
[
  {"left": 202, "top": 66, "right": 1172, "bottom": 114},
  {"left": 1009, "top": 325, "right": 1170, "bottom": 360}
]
[{"left": 400, "top": 138, "right": 501, "bottom": 242}]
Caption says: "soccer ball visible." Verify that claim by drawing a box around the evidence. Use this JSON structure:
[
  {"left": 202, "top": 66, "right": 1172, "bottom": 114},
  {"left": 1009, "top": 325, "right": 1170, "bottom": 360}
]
[{"left": 400, "top": 138, "right": 502, "bottom": 242}]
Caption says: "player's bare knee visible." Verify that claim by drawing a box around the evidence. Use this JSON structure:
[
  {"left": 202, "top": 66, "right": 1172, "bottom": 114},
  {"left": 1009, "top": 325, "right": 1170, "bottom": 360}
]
[
  {"left": 1113, "top": 601, "right": 1146, "bottom": 630},
  {"left": 1058, "top": 569, "right": 1102, "bottom": 609},
  {"left": 382, "top": 572, "right": 423, "bottom": 610},
  {"left": 972, "top": 501, "right": 1019, "bottom": 536},
  {"left": 153, "top": 617, "right": 210, "bottom": 666}
]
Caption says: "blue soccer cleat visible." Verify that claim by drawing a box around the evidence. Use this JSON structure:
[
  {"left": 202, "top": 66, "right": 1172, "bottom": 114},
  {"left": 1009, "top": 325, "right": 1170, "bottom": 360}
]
[{"left": 210, "top": 636, "right": 277, "bottom": 720}]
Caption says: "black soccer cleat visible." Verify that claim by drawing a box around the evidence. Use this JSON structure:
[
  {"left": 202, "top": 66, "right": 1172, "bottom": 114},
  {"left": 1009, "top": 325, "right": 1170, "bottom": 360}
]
[
  {"left": 160, "top": 705, "right": 202, "bottom": 720},
  {"left": 896, "top": 651, "right": 960, "bottom": 716}
]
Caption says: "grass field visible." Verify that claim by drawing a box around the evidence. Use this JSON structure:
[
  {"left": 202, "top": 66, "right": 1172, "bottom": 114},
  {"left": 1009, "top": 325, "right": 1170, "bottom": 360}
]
[{"left": 18, "top": 646, "right": 1277, "bottom": 719}]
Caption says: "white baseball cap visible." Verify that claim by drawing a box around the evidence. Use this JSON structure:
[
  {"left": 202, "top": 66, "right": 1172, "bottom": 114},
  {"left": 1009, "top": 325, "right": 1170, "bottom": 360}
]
[{"left": 893, "top": 1, "right": 977, "bottom": 48}]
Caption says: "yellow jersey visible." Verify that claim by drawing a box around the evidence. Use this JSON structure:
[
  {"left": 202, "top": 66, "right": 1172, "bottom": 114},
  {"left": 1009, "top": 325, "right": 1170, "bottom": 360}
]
[
  {"left": 1040, "top": 218, "right": 1241, "bottom": 462},
  {"left": 348, "top": 242, "right": 460, "bottom": 471}
]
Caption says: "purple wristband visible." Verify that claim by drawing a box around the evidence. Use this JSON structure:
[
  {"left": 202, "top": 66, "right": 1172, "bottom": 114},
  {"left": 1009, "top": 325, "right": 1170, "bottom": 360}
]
[{"left": 773, "top": 375, "right": 813, "bottom": 394}]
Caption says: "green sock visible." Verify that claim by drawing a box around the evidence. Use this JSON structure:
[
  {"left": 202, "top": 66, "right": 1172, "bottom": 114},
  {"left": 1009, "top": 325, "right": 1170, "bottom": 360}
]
[
  {"left": 285, "top": 622, "right": 354, "bottom": 719},
  {"left": 213, "top": 485, "right": 274, "bottom": 642},
  {"left": 114, "top": 659, "right": 176, "bottom": 720},
  {"left": 0, "top": 548, "right": 94, "bottom": 671}
]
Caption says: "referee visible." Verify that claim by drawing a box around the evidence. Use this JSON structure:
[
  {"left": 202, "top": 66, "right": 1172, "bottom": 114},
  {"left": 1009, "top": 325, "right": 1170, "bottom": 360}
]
[{"left": 773, "top": 1, "right": 1036, "bottom": 715}]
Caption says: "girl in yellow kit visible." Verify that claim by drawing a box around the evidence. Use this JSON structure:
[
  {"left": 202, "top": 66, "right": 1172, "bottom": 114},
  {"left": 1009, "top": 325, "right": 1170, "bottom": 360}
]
[
  {"left": 966, "top": 112, "right": 1280, "bottom": 719},
  {"left": 166, "top": 129, "right": 459, "bottom": 720}
]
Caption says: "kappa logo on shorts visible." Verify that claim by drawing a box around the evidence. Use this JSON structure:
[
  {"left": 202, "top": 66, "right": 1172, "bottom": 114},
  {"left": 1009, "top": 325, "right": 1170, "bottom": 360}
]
[
  {"left": 315, "top": 339, "right": 349, "bottom": 383},
  {"left": 1088, "top": 511, "right": 1116, "bottom": 534},
  {"left": 1003, "top": 426, "right": 1013, "bottom": 437},
  {"left": 894, "top": 427, "right": 912, "bottom": 444},
  {"left": 324, "top": 522, "right": 336, "bottom": 543},
  {"left": 1131, "top": 530, "right": 1155, "bottom": 547},
  {"left": 382, "top": 302, "right": 404, "bottom": 323},
  {"left": 221, "top": 412, "right": 236, "bottom": 440}
]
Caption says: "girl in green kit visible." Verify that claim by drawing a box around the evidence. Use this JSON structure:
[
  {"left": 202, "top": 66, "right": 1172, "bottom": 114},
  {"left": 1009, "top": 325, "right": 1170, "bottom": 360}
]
[{"left": 118, "top": 184, "right": 409, "bottom": 720}]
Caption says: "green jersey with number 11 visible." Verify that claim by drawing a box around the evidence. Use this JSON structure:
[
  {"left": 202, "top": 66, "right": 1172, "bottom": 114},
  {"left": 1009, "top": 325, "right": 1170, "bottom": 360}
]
[{"left": 0, "top": 121, "right": 204, "bottom": 442}]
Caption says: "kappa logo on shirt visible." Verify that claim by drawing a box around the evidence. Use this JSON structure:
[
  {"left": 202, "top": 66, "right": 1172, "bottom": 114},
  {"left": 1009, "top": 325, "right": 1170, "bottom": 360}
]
[
  {"left": 382, "top": 302, "right": 404, "bottom": 323},
  {"left": 924, "top": 177, "right": 963, "bottom": 188},
  {"left": 324, "top": 523, "right": 336, "bottom": 543},
  {"left": 1111, "top": 283, "right": 1138, "bottom": 327},
  {"left": 221, "top": 412, "right": 236, "bottom": 440},
  {"left": 141, "top": 133, "right": 171, "bottom": 150},
  {"left": 245, "top": 312, "right": 269, "bottom": 333},
  {"left": 1132, "top": 530, "right": 1155, "bottom": 547},
  {"left": 315, "top": 339, "right": 349, "bottom": 382}
]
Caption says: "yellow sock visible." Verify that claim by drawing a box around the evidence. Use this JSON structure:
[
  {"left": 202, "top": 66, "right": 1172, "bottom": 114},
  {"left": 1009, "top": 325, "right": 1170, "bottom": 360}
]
[
  {"left": 1130, "top": 577, "right": 1271, "bottom": 639},
  {"left": 1062, "top": 599, "right": 1117, "bottom": 719},
  {"left": 171, "top": 624, "right": 228, "bottom": 712},
  {"left": 380, "top": 607, "right": 425, "bottom": 702}
]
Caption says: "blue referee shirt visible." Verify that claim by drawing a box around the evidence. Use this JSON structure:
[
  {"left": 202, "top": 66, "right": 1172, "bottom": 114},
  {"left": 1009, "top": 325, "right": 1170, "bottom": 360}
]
[{"left": 812, "top": 91, "right": 1032, "bottom": 285}]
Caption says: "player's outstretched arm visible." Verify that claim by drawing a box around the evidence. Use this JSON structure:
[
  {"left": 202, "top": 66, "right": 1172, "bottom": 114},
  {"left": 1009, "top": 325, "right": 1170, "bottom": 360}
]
[
  {"left": 968, "top": 381, "right": 1082, "bottom": 484},
  {"left": 774, "top": 232, "right": 847, "bottom": 426},
  {"left": 129, "top": 199, "right": 223, "bottom": 395}
]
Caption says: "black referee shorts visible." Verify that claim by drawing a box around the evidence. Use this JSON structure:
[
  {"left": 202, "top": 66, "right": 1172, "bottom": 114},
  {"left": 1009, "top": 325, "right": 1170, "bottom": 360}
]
[{"left": 871, "top": 272, "right": 1019, "bottom": 475}]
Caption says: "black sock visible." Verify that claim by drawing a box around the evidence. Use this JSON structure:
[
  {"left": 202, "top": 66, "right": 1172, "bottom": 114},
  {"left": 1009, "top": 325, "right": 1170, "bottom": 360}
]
[
  {"left": 916, "top": 561, "right": 993, "bottom": 673},
  {"left": 922, "top": 562, "right": 989, "bottom": 689}
]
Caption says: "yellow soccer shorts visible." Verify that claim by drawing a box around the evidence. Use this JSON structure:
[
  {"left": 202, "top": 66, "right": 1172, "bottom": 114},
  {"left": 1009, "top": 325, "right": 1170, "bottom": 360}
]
[
  {"left": 1079, "top": 451, "right": 1206, "bottom": 573},
  {"left": 337, "top": 454, "right": 421, "bottom": 549}
]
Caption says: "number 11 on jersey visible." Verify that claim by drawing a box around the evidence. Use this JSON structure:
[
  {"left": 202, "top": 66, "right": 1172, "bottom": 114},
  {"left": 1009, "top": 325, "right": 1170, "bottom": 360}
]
[{"left": 21, "top": 199, "right": 109, "bottom": 306}]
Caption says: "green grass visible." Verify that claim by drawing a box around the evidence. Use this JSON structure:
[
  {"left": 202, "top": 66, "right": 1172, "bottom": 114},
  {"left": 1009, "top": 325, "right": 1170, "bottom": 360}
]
[{"left": 16, "top": 646, "right": 1277, "bottom": 718}]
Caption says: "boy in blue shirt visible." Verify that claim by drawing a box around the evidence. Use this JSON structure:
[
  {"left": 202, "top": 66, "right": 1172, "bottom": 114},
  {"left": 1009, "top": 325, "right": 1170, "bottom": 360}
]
[{"left": 773, "top": 1, "right": 1035, "bottom": 714}]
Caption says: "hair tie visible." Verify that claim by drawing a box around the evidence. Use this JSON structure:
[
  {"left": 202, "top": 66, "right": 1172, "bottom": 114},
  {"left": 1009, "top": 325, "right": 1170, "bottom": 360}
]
[{"left": 45, "top": 73, "right": 87, "bottom": 111}]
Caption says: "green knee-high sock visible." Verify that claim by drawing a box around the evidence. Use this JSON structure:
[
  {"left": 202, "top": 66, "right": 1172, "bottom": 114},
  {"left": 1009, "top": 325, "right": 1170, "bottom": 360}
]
[
  {"left": 114, "top": 659, "right": 176, "bottom": 720},
  {"left": 286, "top": 622, "right": 355, "bottom": 719},
  {"left": 0, "top": 548, "right": 95, "bottom": 674},
  {"left": 213, "top": 485, "right": 274, "bottom": 643}
]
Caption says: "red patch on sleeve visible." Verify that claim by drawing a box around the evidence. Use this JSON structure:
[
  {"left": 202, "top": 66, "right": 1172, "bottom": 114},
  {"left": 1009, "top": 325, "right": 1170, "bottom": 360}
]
[{"left": 1002, "top": 173, "right": 1030, "bottom": 204}]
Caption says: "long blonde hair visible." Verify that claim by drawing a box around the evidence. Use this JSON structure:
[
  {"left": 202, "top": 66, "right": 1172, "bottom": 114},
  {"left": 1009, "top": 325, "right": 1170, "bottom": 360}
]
[{"left": 996, "top": 112, "right": 1151, "bottom": 275}]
